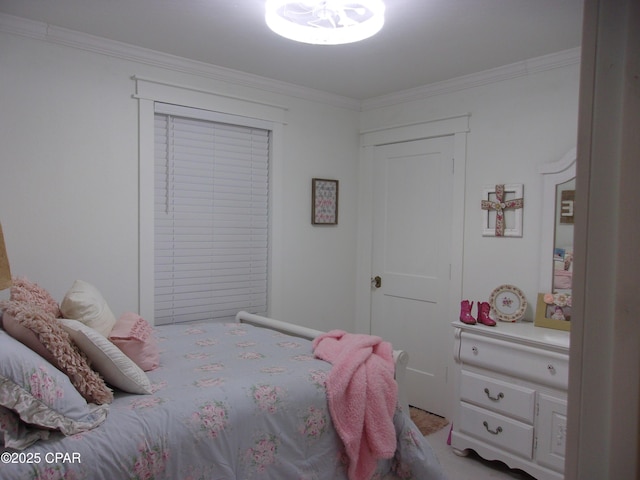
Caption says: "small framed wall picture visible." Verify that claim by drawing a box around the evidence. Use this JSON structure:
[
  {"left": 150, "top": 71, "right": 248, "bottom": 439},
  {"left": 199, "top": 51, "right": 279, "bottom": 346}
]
[{"left": 312, "top": 178, "right": 339, "bottom": 225}]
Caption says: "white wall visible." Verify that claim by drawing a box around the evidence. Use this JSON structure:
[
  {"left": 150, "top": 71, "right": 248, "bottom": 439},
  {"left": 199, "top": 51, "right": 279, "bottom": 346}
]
[
  {"left": 0, "top": 27, "right": 361, "bottom": 332},
  {"left": 0, "top": 17, "right": 581, "bottom": 336},
  {"left": 360, "top": 62, "right": 581, "bottom": 319}
]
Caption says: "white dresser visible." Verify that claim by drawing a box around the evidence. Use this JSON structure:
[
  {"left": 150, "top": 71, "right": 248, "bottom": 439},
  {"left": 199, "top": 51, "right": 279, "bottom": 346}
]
[{"left": 451, "top": 321, "right": 570, "bottom": 480}]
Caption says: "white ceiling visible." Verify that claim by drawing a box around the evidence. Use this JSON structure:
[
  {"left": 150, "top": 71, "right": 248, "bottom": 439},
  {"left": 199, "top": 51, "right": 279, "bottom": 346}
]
[{"left": 0, "top": 0, "right": 584, "bottom": 100}]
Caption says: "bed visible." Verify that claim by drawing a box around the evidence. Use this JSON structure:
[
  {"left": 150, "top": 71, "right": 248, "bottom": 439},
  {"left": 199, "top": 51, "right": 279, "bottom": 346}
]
[{"left": 1, "top": 304, "right": 446, "bottom": 480}]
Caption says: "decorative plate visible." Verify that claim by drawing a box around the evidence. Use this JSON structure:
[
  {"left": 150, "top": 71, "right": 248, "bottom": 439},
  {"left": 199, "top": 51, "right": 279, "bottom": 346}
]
[{"left": 489, "top": 284, "right": 527, "bottom": 322}]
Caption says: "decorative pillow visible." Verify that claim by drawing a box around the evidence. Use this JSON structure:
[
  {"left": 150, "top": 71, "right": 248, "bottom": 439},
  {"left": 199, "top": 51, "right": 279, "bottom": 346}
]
[
  {"left": 60, "top": 319, "right": 152, "bottom": 395},
  {"left": 0, "top": 330, "right": 109, "bottom": 447},
  {"left": 109, "top": 312, "right": 160, "bottom": 371},
  {"left": 0, "top": 405, "right": 50, "bottom": 450},
  {"left": 60, "top": 280, "right": 117, "bottom": 337},
  {"left": 0, "top": 301, "right": 113, "bottom": 405},
  {"left": 554, "top": 270, "right": 573, "bottom": 290},
  {"left": 2, "top": 311, "right": 58, "bottom": 365},
  {"left": 9, "top": 276, "right": 61, "bottom": 318}
]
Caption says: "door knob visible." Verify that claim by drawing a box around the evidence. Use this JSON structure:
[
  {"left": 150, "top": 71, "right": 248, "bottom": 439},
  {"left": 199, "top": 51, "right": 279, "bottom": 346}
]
[{"left": 371, "top": 276, "right": 382, "bottom": 288}]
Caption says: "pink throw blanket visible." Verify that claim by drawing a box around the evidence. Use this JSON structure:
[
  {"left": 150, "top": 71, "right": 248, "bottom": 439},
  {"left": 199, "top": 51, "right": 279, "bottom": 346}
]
[{"left": 312, "top": 330, "right": 398, "bottom": 480}]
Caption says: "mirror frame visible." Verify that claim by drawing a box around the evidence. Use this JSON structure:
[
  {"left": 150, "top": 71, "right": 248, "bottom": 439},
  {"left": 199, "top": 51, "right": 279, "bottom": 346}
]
[{"left": 538, "top": 148, "right": 576, "bottom": 292}]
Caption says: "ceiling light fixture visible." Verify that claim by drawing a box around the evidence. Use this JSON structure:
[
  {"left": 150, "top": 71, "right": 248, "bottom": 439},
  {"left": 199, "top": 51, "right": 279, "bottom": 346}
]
[{"left": 265, "top": 1, "right": 386, "bottom": 45}]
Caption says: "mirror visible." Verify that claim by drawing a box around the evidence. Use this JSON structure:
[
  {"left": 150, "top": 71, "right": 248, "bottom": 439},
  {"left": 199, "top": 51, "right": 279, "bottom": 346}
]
[
  {"left": 553, "top": 177, "right": 575, "bottom": 292},
  {"left": 538, "top": 148, "right": 576, "bottom": 293}
]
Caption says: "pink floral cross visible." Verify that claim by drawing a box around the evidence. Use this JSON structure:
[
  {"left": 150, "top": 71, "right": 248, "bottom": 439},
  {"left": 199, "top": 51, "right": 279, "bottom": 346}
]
[{"left": 481, "top": 184, "right": 524, "bottom": 236}]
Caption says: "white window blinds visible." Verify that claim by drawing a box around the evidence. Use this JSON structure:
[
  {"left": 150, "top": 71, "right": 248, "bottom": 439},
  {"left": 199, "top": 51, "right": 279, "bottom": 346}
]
[{"left": 154, "top": 108, "right": 269, "bottom": 325}]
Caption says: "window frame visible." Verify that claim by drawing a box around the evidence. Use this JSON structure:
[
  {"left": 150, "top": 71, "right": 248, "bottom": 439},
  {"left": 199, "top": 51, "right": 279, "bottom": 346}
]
[{"left": 135, "top": 77, "right": 287, "bottom": 325}]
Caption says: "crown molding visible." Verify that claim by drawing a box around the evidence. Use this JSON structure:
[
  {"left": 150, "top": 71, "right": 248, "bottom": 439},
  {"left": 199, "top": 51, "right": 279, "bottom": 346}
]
[
  {"left": 361, "top": 47, "right": 582, "bottom": 111},
  {"left": 0, "top": 13, "right": 361, "bottom": 111},
  {"left": 0, "top": 11, "right": 47, "bottom": 39},
  {"left": 1, "top": 13, "right": 580, "bottom": 113}
]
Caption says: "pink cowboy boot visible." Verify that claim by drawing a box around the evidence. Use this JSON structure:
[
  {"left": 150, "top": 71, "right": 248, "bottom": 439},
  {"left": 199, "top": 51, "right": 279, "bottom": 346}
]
[
  {"left": 459, "top": 300, "right": 476, "bottom": 325},
  {"left": 477, "top": 301, "right": 497, "bottom": 326}
]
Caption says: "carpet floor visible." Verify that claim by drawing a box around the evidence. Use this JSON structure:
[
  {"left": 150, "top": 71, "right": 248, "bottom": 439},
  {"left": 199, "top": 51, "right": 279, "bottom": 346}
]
[{"left": 409, "top": 406, "right": 449, "bottom": 436}]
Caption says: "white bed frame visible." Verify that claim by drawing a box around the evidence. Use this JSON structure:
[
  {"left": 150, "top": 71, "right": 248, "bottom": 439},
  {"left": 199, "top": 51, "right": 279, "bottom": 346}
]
[{"left": 235, "top": 311, "right": 410, "bottom": 414}]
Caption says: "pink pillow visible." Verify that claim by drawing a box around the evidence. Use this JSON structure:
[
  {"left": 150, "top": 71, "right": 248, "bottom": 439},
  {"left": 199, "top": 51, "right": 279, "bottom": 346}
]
[
  {"left": 0, "top": 301, "right": 113, "bottom": 405},
  {"left": 554, "top": 270, "right": 573, "bottom": 290},
  {"left": 109, "top": 313, "right": 159, "bottom": 371},
  {"left": 1, "top": 311, "right": 58, "bottom": 365},
  {"left": 9, "top": 276, "right": 61, "bottom": 318}
]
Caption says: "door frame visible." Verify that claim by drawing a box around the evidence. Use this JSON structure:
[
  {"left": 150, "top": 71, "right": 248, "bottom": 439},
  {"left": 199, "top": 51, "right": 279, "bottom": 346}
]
[{"left": 355, "top": 114, "right": 469, "bottom": 415}]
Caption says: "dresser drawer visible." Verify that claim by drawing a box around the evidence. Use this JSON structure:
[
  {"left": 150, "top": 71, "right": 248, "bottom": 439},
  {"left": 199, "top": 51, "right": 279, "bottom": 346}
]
[
  {"left": 459, "top": 403, "right": 534, "bottom": 459},
  {"left": 459, "top": 332, "right": 568, "bottom": 389},
  {"left": 460, "top": 370, "right": 535, "bottom": 423}
]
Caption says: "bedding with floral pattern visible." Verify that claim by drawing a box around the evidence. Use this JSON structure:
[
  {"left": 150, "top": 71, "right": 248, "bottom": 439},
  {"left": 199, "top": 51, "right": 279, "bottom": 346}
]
[{"left": 0, "top": 322, "right": 446, "bottom": 480}]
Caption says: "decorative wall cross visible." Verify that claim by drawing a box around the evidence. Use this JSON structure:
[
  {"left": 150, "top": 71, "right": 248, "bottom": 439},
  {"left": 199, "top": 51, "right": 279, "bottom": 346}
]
[{"left": 481, "top": 184, "right": 524, "bottom": 237}]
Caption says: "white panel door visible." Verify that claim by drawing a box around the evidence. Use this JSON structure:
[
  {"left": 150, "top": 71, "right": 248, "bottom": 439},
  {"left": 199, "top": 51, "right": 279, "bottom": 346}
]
[{"left": 371, "top": 136, "right": 453, "bottom": 416}]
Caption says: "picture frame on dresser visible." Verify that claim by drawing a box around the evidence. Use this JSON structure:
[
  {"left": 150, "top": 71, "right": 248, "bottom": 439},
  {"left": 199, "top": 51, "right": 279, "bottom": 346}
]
[{"left": 534, "top": 293, "right": 571, "bottom": 331}]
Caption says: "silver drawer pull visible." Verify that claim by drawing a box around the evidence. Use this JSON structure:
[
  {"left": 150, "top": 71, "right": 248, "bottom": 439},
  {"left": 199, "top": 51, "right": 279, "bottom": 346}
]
[
  {"left": 472, "top": 346, "right": 478, "bottom": 354},
  {"left": 547, "top": 364, "right": 556, "bottom": 373},
  {"left": 483, "top": 421, "right": 503, "bottom": 435},
  {"left": 484, "top": 388, "right": 504, "bottom": 401}
]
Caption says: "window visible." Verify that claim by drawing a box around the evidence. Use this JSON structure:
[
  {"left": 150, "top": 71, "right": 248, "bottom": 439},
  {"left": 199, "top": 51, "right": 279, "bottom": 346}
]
[{"left": 153, "top": 104, "right": 270, "bottom": 324}]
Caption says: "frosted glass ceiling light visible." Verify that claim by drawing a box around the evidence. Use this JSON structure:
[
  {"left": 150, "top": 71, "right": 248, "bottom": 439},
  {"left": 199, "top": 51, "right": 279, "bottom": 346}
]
[{"left": 265, "top": 1, "right": 386, "bottom": 45}]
